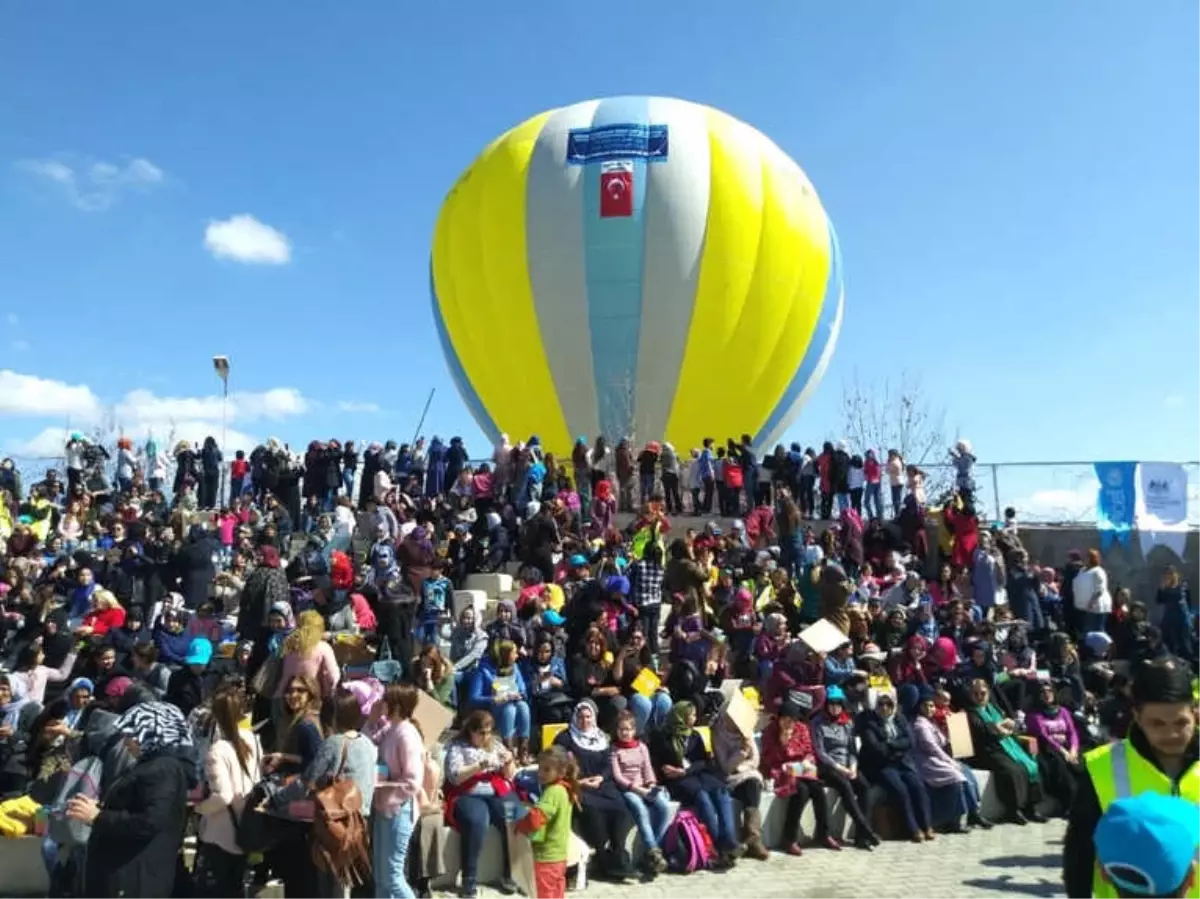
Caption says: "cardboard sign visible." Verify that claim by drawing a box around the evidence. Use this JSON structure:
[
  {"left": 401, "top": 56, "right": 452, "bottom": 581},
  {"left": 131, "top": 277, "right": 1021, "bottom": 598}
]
[
  {"left": 946, "top": 711, "right": 975, "bottom": 759},
  {"left": 413, "top": 688, "right": 455, "bottom": 751},
  {"left": 722, "top": 687, "right": 757, "bottom": 740},
  {"left": 798, "top": 618, "right": 850, "bottom": 655}
]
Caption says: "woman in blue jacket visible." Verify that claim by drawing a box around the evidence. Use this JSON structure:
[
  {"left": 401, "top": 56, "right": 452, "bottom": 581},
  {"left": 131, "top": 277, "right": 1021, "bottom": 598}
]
[
  {"left": 469, "top": 640, "right": 532, "bottom": 762},
  {"left": 518, "top": 634, "right": 573, "bottom": 734}
]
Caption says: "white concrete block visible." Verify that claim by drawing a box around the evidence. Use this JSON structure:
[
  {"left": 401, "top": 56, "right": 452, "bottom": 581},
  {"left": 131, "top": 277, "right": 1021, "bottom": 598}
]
[
  {"left": 453, "top": 589, "right": 487, "bottom": 621},
  {"left": 464, "top": 572, "right": 513, "bottom": 597}
]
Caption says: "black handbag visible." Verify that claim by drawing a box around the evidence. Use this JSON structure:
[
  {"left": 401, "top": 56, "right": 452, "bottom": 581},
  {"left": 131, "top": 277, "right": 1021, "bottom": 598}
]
[{"left": 228, "top": 782, "right": 287, "bottom": 853}]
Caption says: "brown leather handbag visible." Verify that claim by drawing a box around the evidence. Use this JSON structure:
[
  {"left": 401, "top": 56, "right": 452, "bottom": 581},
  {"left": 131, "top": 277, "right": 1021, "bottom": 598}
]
[{"left": 310, "top": 735, "right": 371, "bottom": 887}]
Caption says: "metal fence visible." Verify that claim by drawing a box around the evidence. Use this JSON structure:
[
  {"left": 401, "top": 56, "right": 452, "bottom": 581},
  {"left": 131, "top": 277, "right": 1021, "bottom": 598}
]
[{"left": 5, "top": 453, "right": 1197, "bottom": 526}]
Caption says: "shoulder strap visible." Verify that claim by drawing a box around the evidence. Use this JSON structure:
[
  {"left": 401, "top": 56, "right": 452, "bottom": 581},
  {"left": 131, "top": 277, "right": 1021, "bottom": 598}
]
[{"left": 334, "top": 735, "right": 352, "bottom": 778}]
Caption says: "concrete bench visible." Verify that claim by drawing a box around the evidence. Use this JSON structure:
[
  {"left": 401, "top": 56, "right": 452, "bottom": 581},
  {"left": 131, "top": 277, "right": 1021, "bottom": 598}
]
[
  {"left": 464, "top": 573, "right": 513, "bottom": 598},
  {"left": 452, "top": 589, "right": 488, "bottom": 621}
]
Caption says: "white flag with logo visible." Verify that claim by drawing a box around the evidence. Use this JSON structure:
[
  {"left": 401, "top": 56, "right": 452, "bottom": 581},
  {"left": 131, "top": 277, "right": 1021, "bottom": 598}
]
[{"left": 1135, "top": 462, "right": 1189, "bottom": 560}]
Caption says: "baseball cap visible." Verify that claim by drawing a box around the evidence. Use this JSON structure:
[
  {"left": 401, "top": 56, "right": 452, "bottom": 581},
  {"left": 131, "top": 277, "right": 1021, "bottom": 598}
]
[
  {"left": 825, "top": 685, "right": 846, "bottom": 704},
  {"left": 185, "top": 637, "right": 214, "bottom": 667},
  {"left": 568, "top": 554, "right": 589, "bottom": 568},
  {"left": 1094, "top": 793, "right": 1200, "bottom": 897}
]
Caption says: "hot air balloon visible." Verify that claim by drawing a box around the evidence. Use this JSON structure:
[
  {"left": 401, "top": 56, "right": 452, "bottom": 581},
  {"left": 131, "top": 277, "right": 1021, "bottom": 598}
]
[{"left": 430, "top": 96, "right": 843, "bottom": 454}]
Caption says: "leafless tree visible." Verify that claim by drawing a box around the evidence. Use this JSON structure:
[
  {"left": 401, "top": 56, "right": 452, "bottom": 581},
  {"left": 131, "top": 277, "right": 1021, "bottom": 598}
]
[{"left": 841, "top": 372, "right": 957, "bottom": 502}]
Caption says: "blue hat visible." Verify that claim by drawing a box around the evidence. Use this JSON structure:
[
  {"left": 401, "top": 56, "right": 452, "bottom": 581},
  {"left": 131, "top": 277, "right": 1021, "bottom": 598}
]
[
  {"left": 185, "top": 637, "right": 213, "bottom": 666},
  {"left": 825, "top": 686, "right": 846, "bottom": 703},
  {"left": 606, "top": 575, "right": 630, "bottom": 596},
  {"left": 542, "top": 609, "right": 566, "bottom": 627},
  {"left": 1095, "top": 793, "right": 1200, "bottom": 896},
  {"left": 569, "top": 554, "right": 589, "bottom": 568}
]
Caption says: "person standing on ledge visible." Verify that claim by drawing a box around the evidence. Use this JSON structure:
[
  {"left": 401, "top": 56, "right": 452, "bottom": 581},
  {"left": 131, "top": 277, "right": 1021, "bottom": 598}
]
[{"left": 1063, "top": 657, "right": 1198, "bottom": 898}]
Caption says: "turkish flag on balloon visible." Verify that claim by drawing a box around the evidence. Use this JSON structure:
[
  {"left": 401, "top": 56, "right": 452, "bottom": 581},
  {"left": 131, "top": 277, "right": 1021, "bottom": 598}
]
[{"left": 599, "top": 160, "right": 634, "bottom": 218}]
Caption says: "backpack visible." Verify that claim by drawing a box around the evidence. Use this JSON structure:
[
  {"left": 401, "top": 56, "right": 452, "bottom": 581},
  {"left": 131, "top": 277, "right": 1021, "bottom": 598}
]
[
  {"left": 663, "top": 808, "right": 715, "bottom": 873},
  {"left": 48, "top": 755, "right": 104, "bottom": 847},
  {"left": 310, "top": 736, "right": 371, "bottom": 887}
]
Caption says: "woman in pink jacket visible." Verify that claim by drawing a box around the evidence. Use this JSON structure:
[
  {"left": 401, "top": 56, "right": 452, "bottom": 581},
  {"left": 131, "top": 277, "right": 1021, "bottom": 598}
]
[{"left": 373, "top": 683, "right": 426, "bottom": 899}]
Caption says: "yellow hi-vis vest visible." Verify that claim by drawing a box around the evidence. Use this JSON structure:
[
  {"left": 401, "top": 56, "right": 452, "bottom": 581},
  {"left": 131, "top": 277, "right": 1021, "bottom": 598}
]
[{"left": 1084, "top": 739, "right": 1200, "bottom": 898}]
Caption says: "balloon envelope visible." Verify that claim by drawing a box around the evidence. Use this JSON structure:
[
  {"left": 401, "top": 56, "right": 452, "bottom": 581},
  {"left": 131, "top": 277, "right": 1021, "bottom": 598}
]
[{"left": 430, "top": 96, "right": 843, "bottom": 453}]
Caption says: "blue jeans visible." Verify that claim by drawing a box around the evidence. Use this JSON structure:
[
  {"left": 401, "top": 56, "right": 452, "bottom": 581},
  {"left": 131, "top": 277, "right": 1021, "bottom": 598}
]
[
  {"left": 455, "top": 794, "right": 516, "bottom": 887},
  {"left": 628, "top": 691, "right": 671, "bottom": 736},
  {"left": 692, "top": 787, "right": 738, "bottom": 852},
  {"left": 864, "top": 482, "right": 883, "bottom": 520},
  {"left": 622, "top": 788, "right": 671, "bottom": 851},
  {"left": 343, "top": 468, "right": 355, "bottom": 497},
  {"left": 373, "top": 804, "right": 416, "bottom": 898},
  {"left": 959, "top": 761, "right": 981, "bottom": 813},
  {"left": 494, "top": 700, "right": 531, "bottom": 740}
]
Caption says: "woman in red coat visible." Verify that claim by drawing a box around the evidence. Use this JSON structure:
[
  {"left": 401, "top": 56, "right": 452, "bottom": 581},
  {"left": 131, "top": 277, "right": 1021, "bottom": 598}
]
[
  {"left": 759, "top": 700, "right": 839, "bottom": 855},
  {"left": 79, "top": 589, "right": 127, "bottom": 637}
]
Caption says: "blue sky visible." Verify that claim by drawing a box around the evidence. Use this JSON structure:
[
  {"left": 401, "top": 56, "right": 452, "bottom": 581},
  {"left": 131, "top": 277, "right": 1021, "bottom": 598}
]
[{"left": 1, "top": 2, "right": 1197, "bottom": 517}]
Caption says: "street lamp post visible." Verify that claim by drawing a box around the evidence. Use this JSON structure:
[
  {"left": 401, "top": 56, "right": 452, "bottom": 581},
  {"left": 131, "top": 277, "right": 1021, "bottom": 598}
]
[{"left": 213, "top": 356, "right": 230, "bottom": 506}]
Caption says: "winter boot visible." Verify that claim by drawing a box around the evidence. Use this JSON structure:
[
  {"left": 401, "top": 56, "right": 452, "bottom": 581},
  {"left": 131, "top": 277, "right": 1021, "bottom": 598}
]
[{"left": 744, "top": 806, "right": 770, "bottom": 860}]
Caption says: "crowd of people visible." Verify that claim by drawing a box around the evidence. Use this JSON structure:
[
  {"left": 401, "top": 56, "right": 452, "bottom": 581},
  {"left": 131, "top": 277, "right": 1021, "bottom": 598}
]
[{"left": 0, "top": 430, "right": 1195, "bottom": 899}]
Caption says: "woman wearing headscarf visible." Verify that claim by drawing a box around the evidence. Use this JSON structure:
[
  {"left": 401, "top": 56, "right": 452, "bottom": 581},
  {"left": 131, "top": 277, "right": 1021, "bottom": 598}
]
[
  {"left": 172, "top": 524, "right": 217, "bottom": 610},
  {"left": 62, "top": 677, "right": 94, "bottom": 730},
  {"left": 553, "top": 700, "right": 637, "bottom": 881},
  {"left": 650, "top": 700, "right": 740, "bottom": 868},
  {"left": 239, "top": 545, "right": 288, "bottom": 651},
  {"left": 899, "top": 684, "right": 991, "bottom": 831},
  {"left": 963, "top": 677, "right": 1045, "bottom": 825},
  {"left": 1024, "top": 681, "right": 1080, "bottom": 814},
  {"left": 856, "top": 690, "right": 936, "bottom": 842},
  {"left": 311, "top": 575, "right": 358, "bottom": 637},
  {"left": 66, "top": 701, "right": 196, "bottom": 897},
  {"left": 0, "top": 673, "right": 34, "bottom": 796}
]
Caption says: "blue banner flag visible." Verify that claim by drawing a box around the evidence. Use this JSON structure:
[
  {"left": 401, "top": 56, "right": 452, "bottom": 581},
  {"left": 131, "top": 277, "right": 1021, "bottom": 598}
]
[{"left": 1094, "top": 461, "right": 1137, "bottom": 549}]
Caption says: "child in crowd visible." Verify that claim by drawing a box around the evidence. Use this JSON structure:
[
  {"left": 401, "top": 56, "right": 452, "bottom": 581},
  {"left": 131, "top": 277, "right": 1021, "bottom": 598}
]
[
  {"left": 515, "top": 746, "right": 579, "bottom": 899},
  {"left": 420, "top": 560, "right": 453, "bottom": 647},
  {"left": 610, "top": 710, "right": 670, "bottom": 877}
]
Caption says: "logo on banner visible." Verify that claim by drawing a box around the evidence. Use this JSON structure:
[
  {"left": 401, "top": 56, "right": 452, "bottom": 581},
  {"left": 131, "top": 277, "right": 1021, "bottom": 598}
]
[
  {"left": 1094, "top": 461, "right": 1137, "bottom": 549},
  {"left": 599, "top": 160, "right": 634, "bottom": 218}
]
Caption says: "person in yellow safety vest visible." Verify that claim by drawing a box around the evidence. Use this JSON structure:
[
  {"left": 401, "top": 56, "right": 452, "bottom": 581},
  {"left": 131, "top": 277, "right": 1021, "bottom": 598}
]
[
  {"left": 1093, "top": 794, "right": 1199, "bottom": 898},
  {"left": 1063, "top": 657, "right": 1199, "bottom": 897}
]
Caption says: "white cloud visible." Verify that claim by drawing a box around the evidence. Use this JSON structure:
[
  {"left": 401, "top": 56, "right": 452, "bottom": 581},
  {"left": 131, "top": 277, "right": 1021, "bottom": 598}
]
[
  {"left": 0, "top": 370, "right": 311, "bottom": 459},
  {"left": 0, "top": 370, "right": 100, "bottom": 418},
  {"left": 204, "top": 214, "right": 291, "bottom": 264},
  {"left": 337, "top": 400, "right": 381, "bottom": 413},
  {"left": 116, "top": 386, "right": 309, "bottom": 424},
  {"left": 17, "top": 155, "right": 164, "bottom": 211}
]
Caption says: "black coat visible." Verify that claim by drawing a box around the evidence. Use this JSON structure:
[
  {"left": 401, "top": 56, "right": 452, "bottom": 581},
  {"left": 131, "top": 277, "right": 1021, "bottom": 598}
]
[
  {"left": 84, "top": 752, "right": 192, "bottom": 898},
  {"left": 855, "top": 711, "right": 918, "bottom": 775},
  {"left": 173, "top": 535, "right": 216, "bottom": 609}
]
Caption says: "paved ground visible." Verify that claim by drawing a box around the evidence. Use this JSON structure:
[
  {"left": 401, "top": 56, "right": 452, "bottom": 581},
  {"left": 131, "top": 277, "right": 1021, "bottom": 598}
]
[{"left": 454, "top": 819, "right": 1067, "bottom": 899}]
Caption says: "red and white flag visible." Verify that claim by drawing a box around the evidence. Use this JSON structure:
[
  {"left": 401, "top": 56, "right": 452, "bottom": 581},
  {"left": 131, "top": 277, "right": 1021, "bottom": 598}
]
[{"left": 599, "top": 160, "right": 634, "bottom": 218}]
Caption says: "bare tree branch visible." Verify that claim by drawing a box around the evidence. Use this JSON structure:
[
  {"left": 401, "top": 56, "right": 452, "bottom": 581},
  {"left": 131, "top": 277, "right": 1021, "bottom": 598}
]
[{"left": 841, "top": 371, "right": 955, "bottom": 499}]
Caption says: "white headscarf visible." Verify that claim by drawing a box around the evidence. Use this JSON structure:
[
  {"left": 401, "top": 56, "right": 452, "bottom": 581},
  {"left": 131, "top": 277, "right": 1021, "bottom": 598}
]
[{"left": 568, "top": 699, "right": 609, "bottom": 753}]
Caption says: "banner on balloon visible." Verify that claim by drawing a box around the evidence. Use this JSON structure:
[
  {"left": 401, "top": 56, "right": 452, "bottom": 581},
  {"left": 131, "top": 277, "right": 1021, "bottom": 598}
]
[
  {"left": 566, "top": 123, "right": 669, "bottom": 164},
  {"left": 1136, "top": 462, "right": 1190, "bottom": 560},
  {"left": 1094, "top": 461, "right": 1137, "bottom": 549}
]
